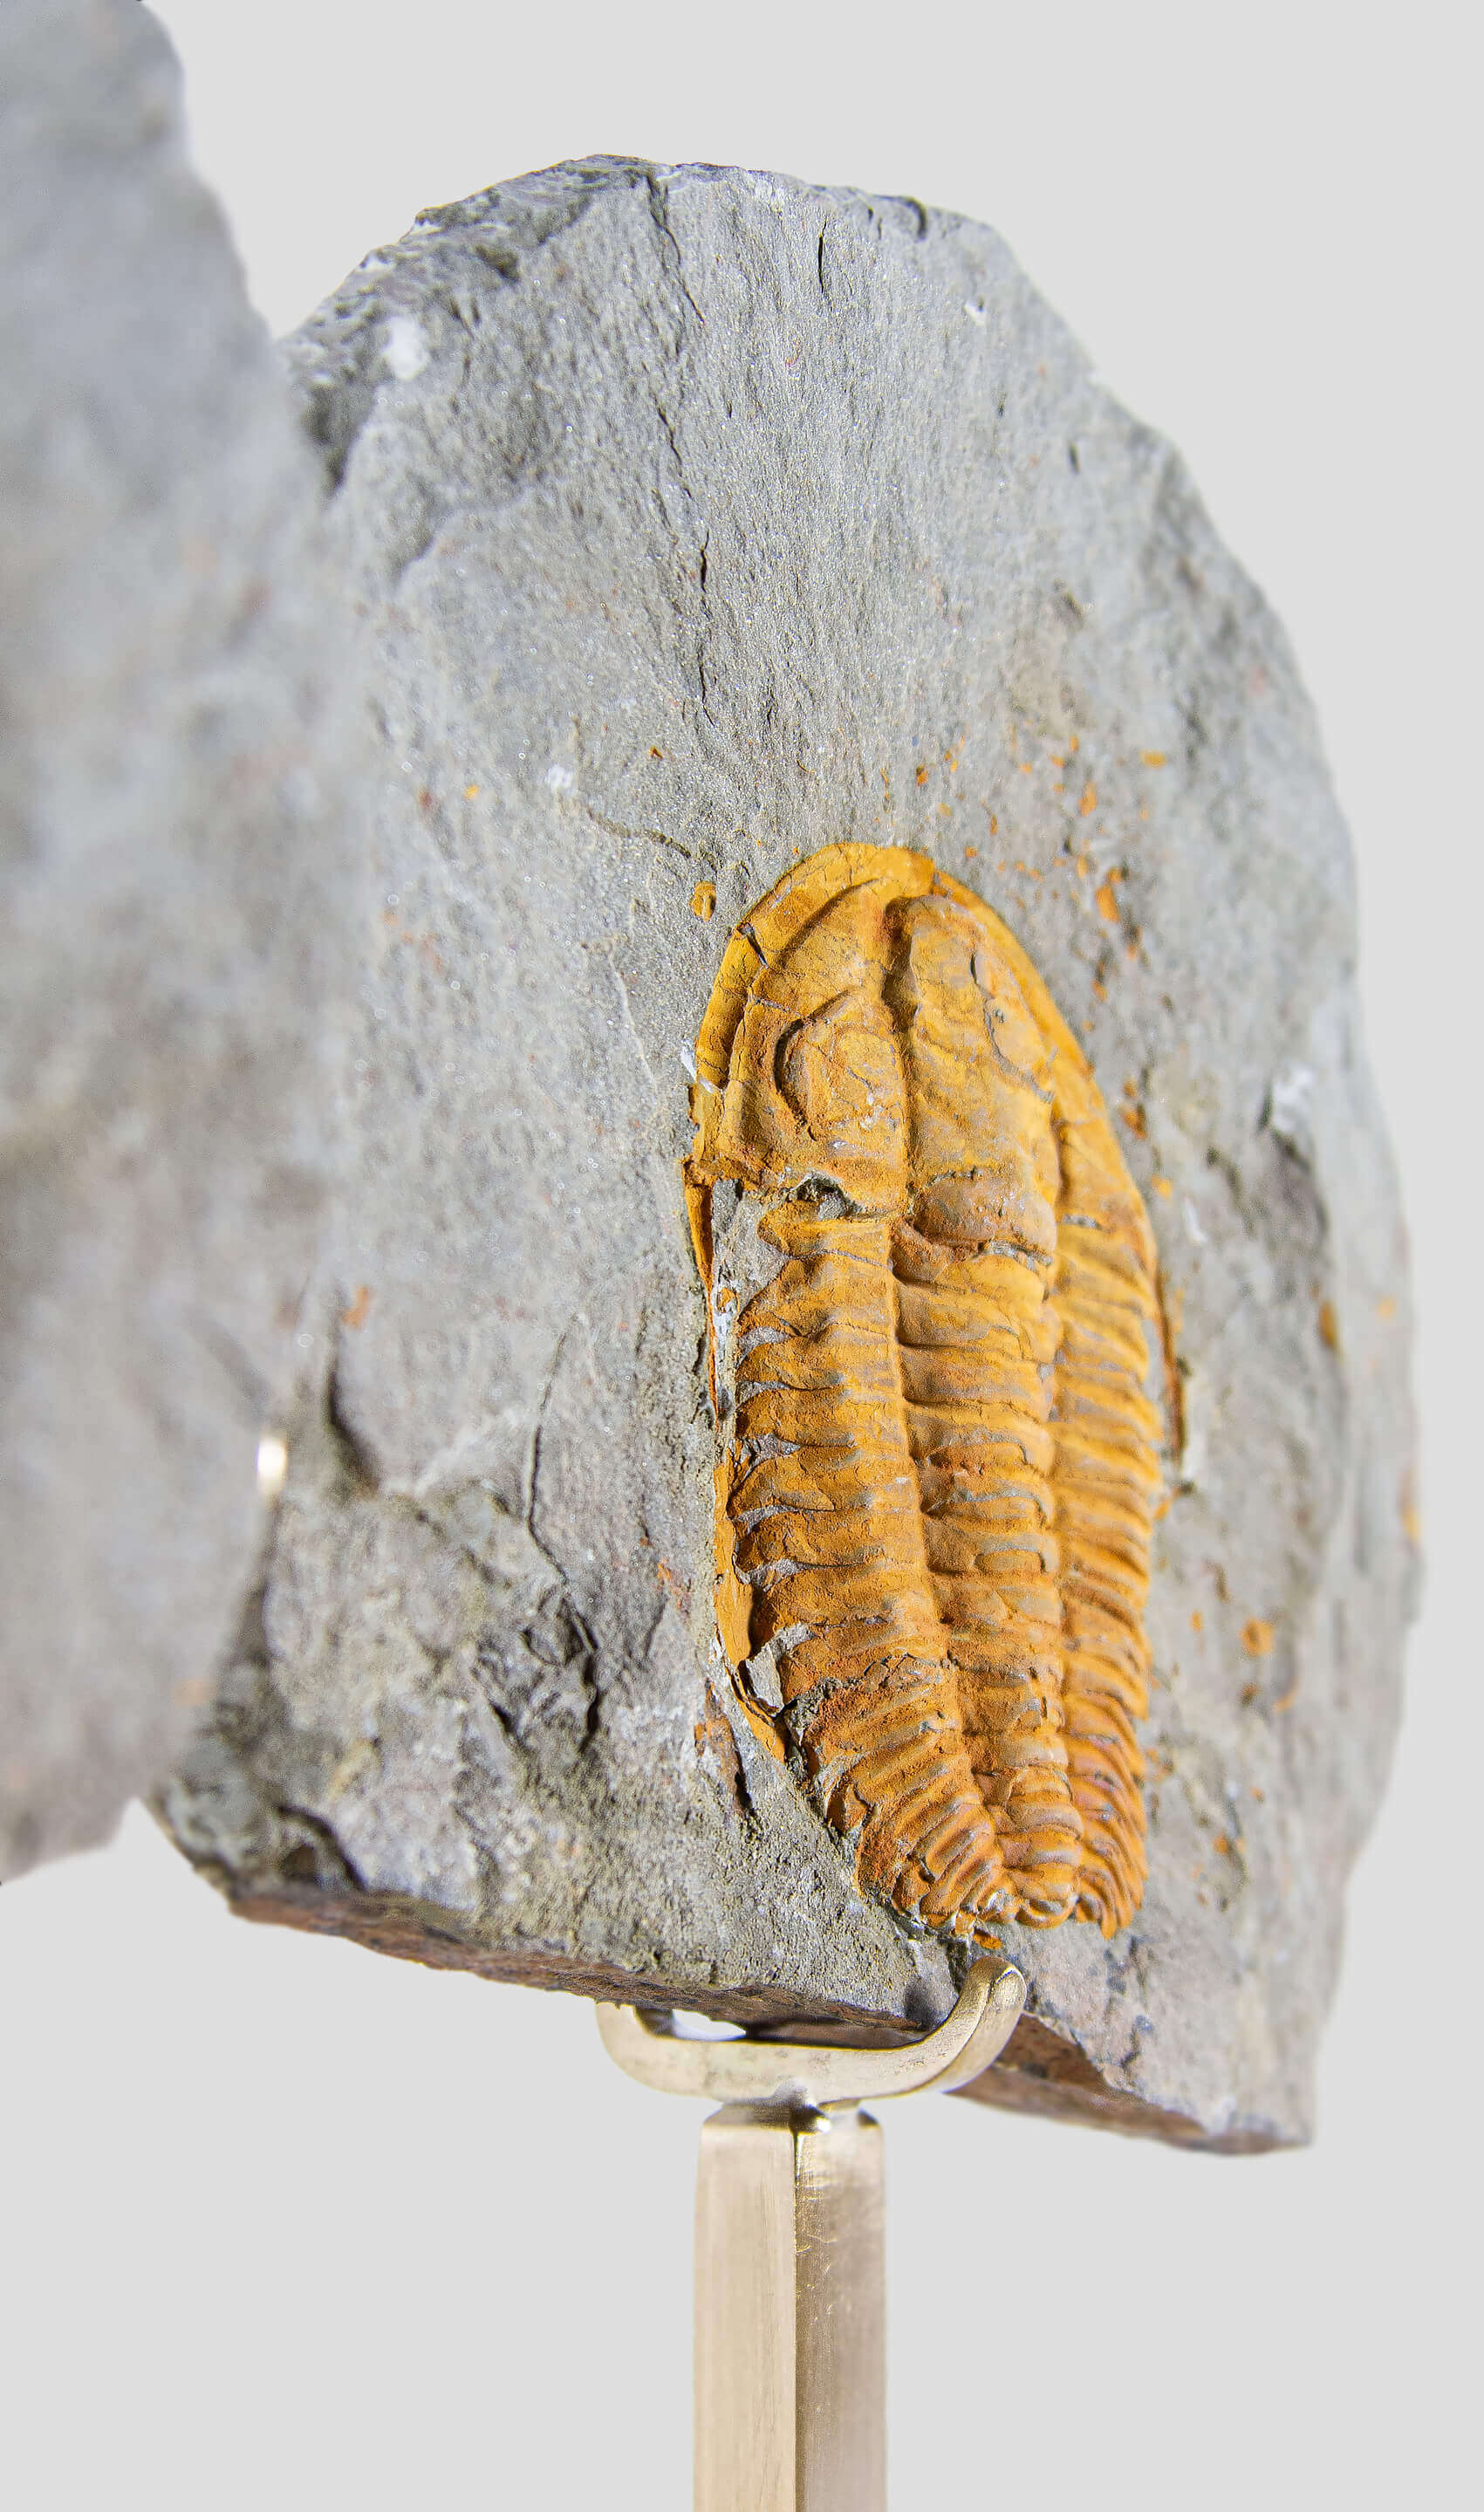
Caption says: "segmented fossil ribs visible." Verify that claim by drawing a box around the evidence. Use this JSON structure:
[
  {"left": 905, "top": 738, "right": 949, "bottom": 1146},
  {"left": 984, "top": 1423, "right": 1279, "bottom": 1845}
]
[{"left": 686, "top": 845, "right": 1164, "bottom": 1940}]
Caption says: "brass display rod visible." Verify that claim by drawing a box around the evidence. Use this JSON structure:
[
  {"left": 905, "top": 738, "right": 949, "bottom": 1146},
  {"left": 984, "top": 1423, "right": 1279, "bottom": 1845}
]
[{"left": 598, "top": 1958, "right": 1025, "bottom": 2512}]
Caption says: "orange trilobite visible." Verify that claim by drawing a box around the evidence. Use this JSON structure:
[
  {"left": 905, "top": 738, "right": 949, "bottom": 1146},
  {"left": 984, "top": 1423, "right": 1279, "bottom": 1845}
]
[{"left": 685, "top": 843, "right": 1164, "bottom": 1940}]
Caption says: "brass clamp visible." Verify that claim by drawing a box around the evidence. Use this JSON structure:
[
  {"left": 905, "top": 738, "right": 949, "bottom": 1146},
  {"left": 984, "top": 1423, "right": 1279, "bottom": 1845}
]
[{"left": 598, "top": 1959, "right": 1026, "bottom": 2511}]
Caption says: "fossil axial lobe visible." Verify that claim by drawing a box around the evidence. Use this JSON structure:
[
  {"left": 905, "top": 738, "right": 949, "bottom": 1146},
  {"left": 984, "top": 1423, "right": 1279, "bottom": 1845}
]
[{"left": 685, "top": 845, "right": 1165, "bottom": 1940}]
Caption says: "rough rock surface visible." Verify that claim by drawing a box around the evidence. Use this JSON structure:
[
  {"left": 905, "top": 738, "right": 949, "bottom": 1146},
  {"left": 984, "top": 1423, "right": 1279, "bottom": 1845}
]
[
  {"left": 0, "top": 0, "right": 363, "bottom": 1874},
  {"left": 162, "top": 159, "right": 1416, "bottom": 2146}
]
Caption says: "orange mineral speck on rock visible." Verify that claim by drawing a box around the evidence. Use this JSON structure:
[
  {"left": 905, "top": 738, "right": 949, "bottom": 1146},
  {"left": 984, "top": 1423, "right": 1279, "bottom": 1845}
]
[
  {"left": 691, "top": 881, "right": 716, "bottom": 921},
  {"left": 1241, "top": 1619, "right": 1275, "bottom": 1658},
  {"left": 1401, "top": 1473, "right": 1421, "bottom": 1543},
  {"left": 1152, "top": 1175, "right": 1173, "bottom": 1197},
  {"left": 340, "top": 1284, "right": 373, "bottom": 1331},
  {"left": 1317, "top": 1298, "right": 1339, "bottom": 1350},
  {"left": 1079, "top": 782, "right": 1098, "bottom": 816},
  {"left": 1095, "top": 871, "right": 1123, "bottom": 922},
  {"left": 1141, "top": 751, "right": 1167, "bottom": 769},
  {"left": 686, "top": 839, "right": 1165, "bottom": 1943},
  {"left": 694, "top": 1686, "right": 749, "bottom": 1810}
]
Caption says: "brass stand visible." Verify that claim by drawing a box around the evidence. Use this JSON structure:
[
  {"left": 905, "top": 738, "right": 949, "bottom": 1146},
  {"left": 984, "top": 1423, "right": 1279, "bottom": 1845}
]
[{"left": 598, "top": 1961, "right": 1025, "bottom": 2511}]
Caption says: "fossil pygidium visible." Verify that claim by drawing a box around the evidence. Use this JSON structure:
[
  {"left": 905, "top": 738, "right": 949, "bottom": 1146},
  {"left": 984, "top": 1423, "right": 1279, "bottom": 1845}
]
[{"left": 686, "top": 845, "right": 1164, "bottom": 1940}]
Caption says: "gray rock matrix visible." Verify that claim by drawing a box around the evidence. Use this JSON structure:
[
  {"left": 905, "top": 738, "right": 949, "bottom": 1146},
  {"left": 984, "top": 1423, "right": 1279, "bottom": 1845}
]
[
  {"left": 157, "top": 158, "right": 1416, "bottom": 2146},
  {"left": 0, "top": 0, "right": 362, "bottom": 1872}
]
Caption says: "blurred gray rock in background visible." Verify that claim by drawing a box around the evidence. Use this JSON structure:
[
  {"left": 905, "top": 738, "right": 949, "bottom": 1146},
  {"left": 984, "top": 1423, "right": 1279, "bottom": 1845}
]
[
  {"left": 160, "top": 161, "right": 1417, "bottom": 2147},
  {"left": 0, "top": 0, "right": 365, "bottom": 1874}
]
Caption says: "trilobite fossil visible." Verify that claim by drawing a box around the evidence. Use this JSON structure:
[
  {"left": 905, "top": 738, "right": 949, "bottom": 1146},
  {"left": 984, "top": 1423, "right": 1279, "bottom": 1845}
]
[{"left": 686, "top": 844, "right": 1165, "bottom": 1940}]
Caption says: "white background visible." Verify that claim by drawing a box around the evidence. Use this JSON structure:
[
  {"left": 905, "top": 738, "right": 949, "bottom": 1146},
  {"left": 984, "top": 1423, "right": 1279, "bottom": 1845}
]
[{"left": 3, "top": 4, "right": 1478, "bottom": 2506}]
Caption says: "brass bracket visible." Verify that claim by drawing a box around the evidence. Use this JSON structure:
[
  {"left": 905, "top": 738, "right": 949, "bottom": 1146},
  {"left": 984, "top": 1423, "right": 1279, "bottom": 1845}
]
[{"left": 598, "top": 1961, "right": 1026, "bottom": 2510}]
